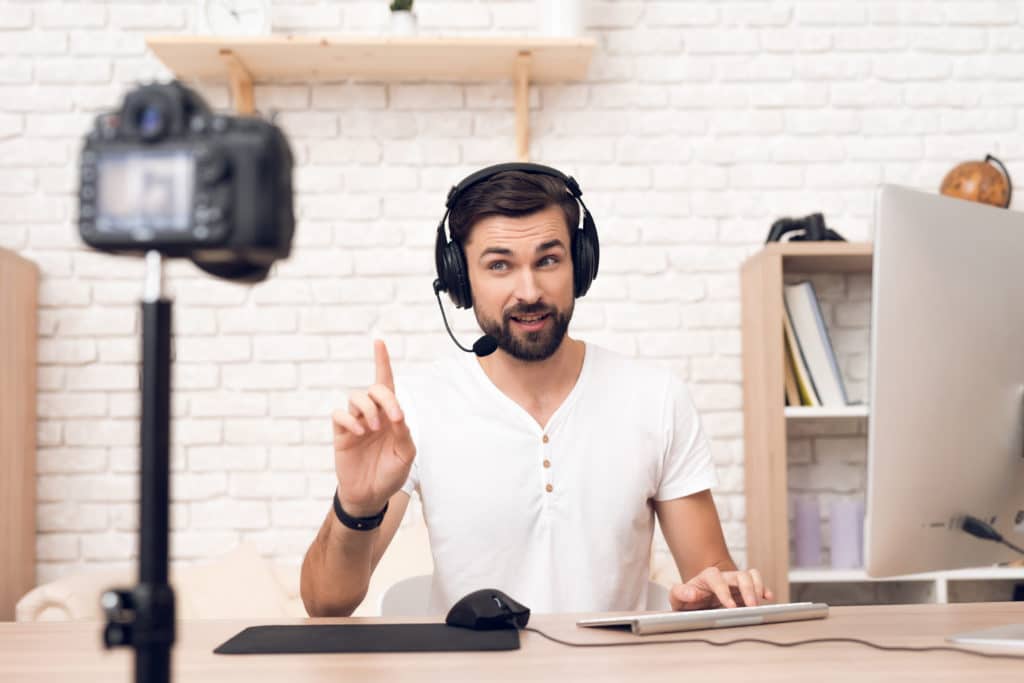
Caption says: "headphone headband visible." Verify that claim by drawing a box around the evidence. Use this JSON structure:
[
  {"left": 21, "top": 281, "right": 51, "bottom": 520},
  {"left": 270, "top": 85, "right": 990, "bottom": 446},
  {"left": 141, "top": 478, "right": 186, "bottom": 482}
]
[{"left": 445, "top": 162, "right": 583, "bottom": 210}]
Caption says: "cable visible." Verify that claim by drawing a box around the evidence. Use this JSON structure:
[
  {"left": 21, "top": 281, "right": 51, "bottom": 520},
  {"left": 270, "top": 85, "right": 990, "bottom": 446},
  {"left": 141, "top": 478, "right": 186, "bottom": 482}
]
[
  {"left": 520, "top": 513, "right": 1024, "bottom": 661},
  {"left": 959, "top": 515, "right": 1024, "bottom": 555},
  {"left": 523, "top": 627, "right": 1024, "bottom": 661}
]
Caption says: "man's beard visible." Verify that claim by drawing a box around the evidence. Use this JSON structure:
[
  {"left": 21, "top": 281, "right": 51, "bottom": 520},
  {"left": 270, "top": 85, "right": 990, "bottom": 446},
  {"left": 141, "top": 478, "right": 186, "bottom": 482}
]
[{"left": 476, "top": 300, "right": 574, "bottom": 362}]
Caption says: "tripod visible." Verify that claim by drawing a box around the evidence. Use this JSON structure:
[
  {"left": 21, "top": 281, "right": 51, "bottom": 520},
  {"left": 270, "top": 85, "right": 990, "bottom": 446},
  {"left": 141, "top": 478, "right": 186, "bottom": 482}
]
[{"left": 101, "top": 251, "right": 176, "bottom": 683}]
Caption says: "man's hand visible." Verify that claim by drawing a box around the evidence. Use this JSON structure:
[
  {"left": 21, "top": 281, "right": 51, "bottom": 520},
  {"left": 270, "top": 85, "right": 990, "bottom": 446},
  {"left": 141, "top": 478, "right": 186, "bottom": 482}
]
[
  {"left": 669, "top": 566, "right": 773, "bottom": 611},
  {"left": 331, "top": 340, "right": 417, "bottom": 518}
]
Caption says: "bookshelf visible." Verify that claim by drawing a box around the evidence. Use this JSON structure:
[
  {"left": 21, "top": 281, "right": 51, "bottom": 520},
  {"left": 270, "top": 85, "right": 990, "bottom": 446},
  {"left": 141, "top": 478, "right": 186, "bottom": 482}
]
[
  {"left": 741, "top": 242, "right": 1024, "bottom": 605},
  {"left": 741, "top": 242, "right": 872, "bottom": 603},
  {"left": 789, "top": 567, "right": 1024, "bottom": 604}
]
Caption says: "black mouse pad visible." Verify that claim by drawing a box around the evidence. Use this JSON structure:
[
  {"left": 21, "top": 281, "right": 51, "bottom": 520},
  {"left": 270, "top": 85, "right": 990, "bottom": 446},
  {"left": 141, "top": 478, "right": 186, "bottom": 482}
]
[{"left": 213, "top": 624, "right": 520, "bottom": 654}]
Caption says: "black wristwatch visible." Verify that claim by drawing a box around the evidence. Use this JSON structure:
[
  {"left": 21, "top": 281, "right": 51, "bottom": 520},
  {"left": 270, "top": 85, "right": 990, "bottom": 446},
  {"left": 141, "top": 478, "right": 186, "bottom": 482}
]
[{"left": 333, "top": 488, "right": 389, "bottom": 531}]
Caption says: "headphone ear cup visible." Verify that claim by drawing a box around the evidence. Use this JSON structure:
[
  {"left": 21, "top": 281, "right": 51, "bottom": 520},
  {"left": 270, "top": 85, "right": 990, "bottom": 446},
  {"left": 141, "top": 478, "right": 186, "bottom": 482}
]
[
  {"left": 444, "top": 241, "right": 473, "bottom": 309},
  {"left": 435, "top": 223, "right": 473, "bottom": 309},
  {"left": 572, "top": 211, "right": 600, "bottom": 298}
]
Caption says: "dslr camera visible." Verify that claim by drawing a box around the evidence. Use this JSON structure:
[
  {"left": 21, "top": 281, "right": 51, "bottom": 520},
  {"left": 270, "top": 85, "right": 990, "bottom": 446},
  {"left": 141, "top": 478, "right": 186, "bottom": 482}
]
[{"left": 77, "top": 81, "right": 294, "bottom": 282}]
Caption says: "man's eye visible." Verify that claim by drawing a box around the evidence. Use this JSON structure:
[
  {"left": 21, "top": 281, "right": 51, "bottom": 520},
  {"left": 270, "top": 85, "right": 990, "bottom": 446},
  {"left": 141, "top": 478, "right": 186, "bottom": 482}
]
[
  {"left": 539, "top": 256, "right": 559, "bottom": 267},
  {"left": 488, "top": 261, "right": 508, "bottom": 271}
]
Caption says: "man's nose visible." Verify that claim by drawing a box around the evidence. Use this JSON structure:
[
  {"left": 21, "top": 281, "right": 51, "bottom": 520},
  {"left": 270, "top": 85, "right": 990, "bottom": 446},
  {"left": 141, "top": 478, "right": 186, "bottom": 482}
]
[{"left": 512, "top": 268, "right": 542, "bottom": 303}]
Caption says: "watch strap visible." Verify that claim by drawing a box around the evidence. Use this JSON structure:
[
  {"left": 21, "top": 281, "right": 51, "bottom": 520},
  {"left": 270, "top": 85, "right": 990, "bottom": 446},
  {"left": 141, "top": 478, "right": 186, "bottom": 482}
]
[{"left": 332, "top": 488, "right": 388, "bottom": 531}]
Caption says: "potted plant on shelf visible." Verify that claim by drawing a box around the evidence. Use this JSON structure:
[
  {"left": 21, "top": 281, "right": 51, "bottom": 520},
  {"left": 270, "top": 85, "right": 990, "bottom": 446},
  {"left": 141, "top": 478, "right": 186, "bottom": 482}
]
[{"left": 389, "top": 0, "right": 417, "bottom": 35}]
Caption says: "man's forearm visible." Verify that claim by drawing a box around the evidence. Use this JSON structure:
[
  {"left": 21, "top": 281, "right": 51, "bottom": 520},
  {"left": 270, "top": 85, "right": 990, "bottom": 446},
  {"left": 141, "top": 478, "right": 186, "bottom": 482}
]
[{"left": 300, "top": 509, "right": 377, "bottom": 616}]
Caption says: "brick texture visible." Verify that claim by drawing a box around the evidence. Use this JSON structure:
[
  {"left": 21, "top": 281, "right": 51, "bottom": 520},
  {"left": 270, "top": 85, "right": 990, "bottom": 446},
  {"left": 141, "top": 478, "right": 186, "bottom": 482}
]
[{"left": 8, "top": 1, "right": 1012, "bottom": 599}]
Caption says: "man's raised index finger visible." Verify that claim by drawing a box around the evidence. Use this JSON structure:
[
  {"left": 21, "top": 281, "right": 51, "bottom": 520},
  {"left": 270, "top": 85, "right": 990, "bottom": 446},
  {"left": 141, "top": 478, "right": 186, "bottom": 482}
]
[{"left": 374, "top": 339, "right": 395, "bottom": 390}]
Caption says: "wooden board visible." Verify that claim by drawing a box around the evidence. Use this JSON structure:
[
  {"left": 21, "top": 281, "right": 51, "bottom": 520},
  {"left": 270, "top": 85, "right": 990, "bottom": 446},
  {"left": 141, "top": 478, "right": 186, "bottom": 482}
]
[
  {"left": 767, "top": 241, "right": 873, "bottom": 273},
  {"left": 146, "top": 35, "right": 596, "bottom": 83},
  {"left": 740, "top": 248, "right": 789, "bottom": 601},
  {"left": 0, "top": 249, "right": 38, "bottom": 621}
]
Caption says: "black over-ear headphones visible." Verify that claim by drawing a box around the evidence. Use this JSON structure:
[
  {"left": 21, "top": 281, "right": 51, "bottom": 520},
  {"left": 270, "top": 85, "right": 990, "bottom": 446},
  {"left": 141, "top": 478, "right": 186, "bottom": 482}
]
[{"left": 433, "top": 162, "right": 600, "bottom": 310}]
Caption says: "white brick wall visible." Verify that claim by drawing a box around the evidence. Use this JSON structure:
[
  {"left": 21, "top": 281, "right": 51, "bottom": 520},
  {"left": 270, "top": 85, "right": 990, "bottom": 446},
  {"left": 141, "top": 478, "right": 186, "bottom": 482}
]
[{"left": 5, "top": 0, "right": 1021, "bottom": 590}]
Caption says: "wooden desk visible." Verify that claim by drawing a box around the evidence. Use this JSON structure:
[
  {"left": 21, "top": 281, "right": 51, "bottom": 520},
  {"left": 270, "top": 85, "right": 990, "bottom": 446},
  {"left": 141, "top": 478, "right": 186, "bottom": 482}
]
[{"left": 2, "top": 603, "right": 1022, "bottom": 682}]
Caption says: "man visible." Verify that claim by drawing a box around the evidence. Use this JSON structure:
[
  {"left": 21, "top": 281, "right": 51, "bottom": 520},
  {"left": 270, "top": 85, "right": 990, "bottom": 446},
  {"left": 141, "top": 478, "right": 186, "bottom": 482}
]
[{"left": 300, "top": 164, "right": 773, "bottom": 616}]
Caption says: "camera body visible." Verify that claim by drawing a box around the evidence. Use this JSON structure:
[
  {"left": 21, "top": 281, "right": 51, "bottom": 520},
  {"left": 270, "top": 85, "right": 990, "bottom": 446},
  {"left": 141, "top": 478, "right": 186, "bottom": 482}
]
[{"left": 78, "top": 81, "right": 294, "bottom": 279}]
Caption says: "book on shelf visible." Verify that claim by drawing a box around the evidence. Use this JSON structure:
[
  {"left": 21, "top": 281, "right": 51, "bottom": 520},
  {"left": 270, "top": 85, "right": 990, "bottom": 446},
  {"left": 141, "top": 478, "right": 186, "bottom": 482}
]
[
  {"left": 782, "top": 302, "right": 820, "bottom": 407},
  {"left": 782, "top": 339, "right": 802, "bottom": 407},
  {"left": 783, "top": 281, "right": 849, "bottom": 407}
]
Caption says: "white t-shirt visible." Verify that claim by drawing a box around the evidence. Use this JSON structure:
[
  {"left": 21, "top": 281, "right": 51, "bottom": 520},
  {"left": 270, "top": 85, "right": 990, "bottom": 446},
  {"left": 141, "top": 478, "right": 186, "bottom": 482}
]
[{"left": 395, "top": 342, "right": 717, "bottom": 615}]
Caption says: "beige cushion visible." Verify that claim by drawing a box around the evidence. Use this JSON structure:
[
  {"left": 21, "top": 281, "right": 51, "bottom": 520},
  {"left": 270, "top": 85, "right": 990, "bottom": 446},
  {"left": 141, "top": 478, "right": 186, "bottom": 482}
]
[
  {"left": 17, "top": 565, "right": 132, "bottom": 622},
  {"left": 16, "top": 543, "right": 304, "bottom": 622},
  {"left": 173, "top": 543, "right": 301, "bottom": 619}
]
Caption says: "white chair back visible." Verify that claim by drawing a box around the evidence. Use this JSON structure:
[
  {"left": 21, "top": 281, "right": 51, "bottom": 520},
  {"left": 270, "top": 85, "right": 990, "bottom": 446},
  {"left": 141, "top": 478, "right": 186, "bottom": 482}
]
[
  {"left": 379, "top": 574, "right": 672, "bottom": 616},
  {"left": 378, "top": 574, "right": 434, "bottom": 617}
]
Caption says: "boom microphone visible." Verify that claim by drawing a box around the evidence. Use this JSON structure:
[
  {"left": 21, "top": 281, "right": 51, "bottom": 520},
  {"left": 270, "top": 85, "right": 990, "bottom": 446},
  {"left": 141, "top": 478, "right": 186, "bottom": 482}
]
[{"left": 432, "top": 279, "right": 498, "bottom": 357}]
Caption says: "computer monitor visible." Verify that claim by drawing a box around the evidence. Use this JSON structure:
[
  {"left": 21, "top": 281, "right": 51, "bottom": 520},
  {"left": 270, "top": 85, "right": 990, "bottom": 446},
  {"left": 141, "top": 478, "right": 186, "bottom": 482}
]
[{"left": 865, "top": 184, "right": 1024, "bottom": 581}]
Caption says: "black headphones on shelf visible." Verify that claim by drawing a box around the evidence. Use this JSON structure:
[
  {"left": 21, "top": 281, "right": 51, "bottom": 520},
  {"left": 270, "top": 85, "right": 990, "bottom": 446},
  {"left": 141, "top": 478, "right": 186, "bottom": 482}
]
[
  {"left": 765, "top": 212, "right": 846, "bottom": 243},
  {"left": 433, "top": 162, "right": 601, "bottom": 310}
]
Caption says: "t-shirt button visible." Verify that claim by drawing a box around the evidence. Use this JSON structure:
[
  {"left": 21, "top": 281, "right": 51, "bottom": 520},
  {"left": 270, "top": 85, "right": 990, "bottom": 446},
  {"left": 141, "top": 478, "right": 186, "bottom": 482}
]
[
  {"left": 542, "top": 434, "right": 549, "bottom": 444},
  {"left": 543, "top": 459, "right": 551, "bottom": 468},
  {"left": 545, "top": 484, "right": 554, "bottom": 493}
]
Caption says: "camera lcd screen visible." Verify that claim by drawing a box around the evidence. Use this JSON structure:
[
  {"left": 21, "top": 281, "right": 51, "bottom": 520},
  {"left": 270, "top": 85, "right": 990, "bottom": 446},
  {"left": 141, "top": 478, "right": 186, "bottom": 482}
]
[{"left": 95, "top": 150, "right": 195, "bottom": 234}]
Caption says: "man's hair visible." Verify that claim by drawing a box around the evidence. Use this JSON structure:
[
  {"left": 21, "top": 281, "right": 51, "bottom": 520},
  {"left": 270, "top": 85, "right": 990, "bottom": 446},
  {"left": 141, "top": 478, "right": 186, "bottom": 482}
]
[{"left": 448, "top": 171, "right": 580, "bottom": 249}]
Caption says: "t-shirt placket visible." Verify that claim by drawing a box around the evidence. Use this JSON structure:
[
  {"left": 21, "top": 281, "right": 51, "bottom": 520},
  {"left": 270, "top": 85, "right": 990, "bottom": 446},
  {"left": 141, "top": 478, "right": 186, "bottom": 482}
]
[{"left": 540, "top": 429, "right": 555, "bottom": 513}]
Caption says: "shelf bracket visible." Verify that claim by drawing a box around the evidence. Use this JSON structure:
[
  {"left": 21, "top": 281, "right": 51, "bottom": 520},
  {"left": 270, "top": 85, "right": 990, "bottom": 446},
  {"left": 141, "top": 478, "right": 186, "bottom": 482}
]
[
  {"left": 219, "top": 49, "right": 254, "bottom": 115},
  {"left": 514, "top": 51, "right": 531, "bottom": 162}
]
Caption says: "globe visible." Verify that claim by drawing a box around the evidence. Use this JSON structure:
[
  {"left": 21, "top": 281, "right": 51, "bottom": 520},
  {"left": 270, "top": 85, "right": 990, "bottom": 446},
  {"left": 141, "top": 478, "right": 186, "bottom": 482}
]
[{"left": 939, "top": 155, "right": 1011, "bottom": 208}]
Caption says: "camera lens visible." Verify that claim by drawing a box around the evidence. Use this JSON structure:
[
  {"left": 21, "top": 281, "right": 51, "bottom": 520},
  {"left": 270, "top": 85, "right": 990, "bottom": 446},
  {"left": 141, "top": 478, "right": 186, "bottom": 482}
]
[{"left": 137, "top": 104, "right": 166, "bottom": 141}]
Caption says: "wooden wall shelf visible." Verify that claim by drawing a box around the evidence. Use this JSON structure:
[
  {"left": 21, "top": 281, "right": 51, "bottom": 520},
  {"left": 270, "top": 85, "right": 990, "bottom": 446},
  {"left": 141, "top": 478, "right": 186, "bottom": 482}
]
[{"left": 145, "top": 35, "right": 596, "bottom": 161}]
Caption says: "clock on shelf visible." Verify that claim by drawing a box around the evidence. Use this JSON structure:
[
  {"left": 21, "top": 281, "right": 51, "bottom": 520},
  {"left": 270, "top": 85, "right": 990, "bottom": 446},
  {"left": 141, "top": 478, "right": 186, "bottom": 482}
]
[{"left": 199, "top": 0, "right": 271, "bottom": 36}]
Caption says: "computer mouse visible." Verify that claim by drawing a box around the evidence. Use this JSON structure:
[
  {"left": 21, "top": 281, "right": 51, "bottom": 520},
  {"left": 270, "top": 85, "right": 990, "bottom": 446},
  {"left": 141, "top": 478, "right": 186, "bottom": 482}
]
[{"left": 445, "top": 589, "right": 531, "bottom": 630}]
